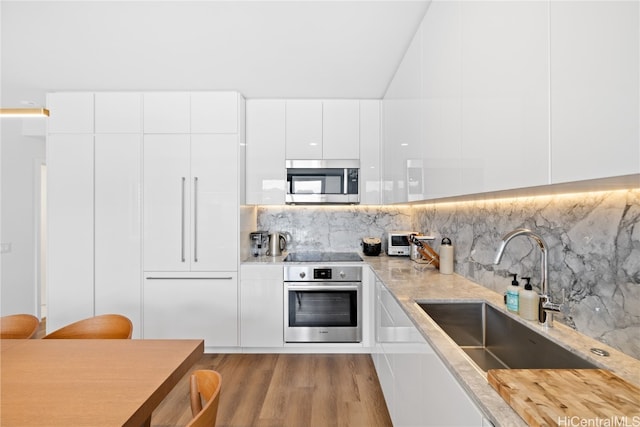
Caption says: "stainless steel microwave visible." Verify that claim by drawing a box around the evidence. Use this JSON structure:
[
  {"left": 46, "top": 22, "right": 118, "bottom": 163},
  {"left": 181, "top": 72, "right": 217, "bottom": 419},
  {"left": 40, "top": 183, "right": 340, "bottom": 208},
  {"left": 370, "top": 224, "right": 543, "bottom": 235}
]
[{"left": 286, "top": 159, "right": 359, "bottom": 204}]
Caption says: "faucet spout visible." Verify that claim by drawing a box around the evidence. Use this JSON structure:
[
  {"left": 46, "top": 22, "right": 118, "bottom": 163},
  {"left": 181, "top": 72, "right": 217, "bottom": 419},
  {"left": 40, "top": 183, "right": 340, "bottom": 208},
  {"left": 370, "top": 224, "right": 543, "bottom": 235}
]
[{"left": 494, "top": 228, "right": 556, "bottom": 327}]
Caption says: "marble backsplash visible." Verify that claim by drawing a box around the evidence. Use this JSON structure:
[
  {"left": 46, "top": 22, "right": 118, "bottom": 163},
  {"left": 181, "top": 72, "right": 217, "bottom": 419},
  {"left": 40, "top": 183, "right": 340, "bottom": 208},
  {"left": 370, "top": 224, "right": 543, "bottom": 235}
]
[
  {"left": 256, "top": 189, "right": 640, "bottom": 360},
  {"left": 411, "top": 189, "right": 640, "bottom": 360},
  {"left": 257, "top": 205, "right": 413, "bottom": 253}
]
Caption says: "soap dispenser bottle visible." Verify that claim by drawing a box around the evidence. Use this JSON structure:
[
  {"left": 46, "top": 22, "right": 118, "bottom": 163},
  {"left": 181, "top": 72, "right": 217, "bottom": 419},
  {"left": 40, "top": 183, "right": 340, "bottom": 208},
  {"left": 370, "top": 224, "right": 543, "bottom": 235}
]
[
  {"left": 506, "top": 273, "right": 519, "bottom": 314},
  {"left": 519, "top": 277, "right": 539, "bottom": 321}
]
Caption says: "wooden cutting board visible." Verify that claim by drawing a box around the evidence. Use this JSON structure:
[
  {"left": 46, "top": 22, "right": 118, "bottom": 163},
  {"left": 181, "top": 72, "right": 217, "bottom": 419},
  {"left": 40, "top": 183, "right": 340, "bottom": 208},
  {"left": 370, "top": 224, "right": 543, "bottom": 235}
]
[{"left": 487, "top": 369, "right": 640, "bottom": 427}]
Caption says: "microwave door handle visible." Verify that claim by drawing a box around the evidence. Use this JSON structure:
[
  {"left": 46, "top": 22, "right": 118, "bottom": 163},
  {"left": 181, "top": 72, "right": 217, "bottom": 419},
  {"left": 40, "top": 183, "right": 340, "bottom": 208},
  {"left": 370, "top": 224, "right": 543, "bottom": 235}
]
[{"left": 343, "top": 168, "right": 348, "bottom": 194}]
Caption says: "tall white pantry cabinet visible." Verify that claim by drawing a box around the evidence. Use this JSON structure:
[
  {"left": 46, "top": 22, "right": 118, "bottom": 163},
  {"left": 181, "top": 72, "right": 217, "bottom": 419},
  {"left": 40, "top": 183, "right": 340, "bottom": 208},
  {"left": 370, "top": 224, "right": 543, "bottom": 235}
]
[{"left": 46, "top": 91, "right": 245, "bottom": 348}]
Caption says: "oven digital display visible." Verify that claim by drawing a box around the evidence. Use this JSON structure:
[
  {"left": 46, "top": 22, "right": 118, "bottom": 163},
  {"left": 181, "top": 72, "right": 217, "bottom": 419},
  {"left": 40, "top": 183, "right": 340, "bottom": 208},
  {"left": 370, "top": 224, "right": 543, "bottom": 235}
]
[{"left": 313, "top": 268, "right": 332, "bottom": 280}]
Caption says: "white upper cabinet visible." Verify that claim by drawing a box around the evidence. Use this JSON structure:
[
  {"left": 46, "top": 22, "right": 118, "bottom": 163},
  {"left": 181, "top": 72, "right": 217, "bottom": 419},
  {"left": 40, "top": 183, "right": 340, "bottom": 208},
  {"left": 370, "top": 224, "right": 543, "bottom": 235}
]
[
  {"left": 246, "top": 99, "right": 287, "bottom": 205},
  {"left": 550, "top": 1, "right": 639, "bottom": 183},
  {"left": 143, "top": 92, "right": 190, "bottom": 133},
  {"left": 285, "top": 100, "right": 323, "bottom": 159},
  {"left": 460, "top": 0, "right": 550, "bottom": 194},
  {"left": 359, "top": 100, "right": 381, "bottom": 205},
  {"left": 383, "top": 25, "right": 422, "bottom": 204},
  {"left": 285, "top": 99, "right": 362, "bottom": 160},
  {"left": 95, "top": 92, "right": 142, "bottom": 133},
  {"left": 421, "top": 0, "right": 463, "bottom": 199},
  {"left": 384, "top": 0, "right": 637, "bottom": 202},
  {"left": 322, "top": 100, "right": 360, "bottom": 159},
  {"left": 191, "top": 91, "right": 238, "bottom": 134},
  {"left": 47, "top": 92, "right": 94, "bottom": 133}
]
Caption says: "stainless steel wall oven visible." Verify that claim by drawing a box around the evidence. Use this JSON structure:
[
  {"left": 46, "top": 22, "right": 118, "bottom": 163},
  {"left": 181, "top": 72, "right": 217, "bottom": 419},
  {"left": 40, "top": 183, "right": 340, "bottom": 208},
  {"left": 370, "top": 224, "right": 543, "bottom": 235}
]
[{"left": 284, "top": 265, "right": 362, "bottom": 343}]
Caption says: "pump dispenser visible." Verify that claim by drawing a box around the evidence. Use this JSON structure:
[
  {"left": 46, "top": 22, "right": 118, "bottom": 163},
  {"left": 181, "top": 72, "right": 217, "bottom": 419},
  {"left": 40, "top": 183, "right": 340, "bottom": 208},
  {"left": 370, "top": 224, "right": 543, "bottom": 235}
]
[
  {"left": 519, "top": 277, "right": 539, "bottom": 321},
  {"left": 506, "top": 273, "right": 519, "bottom": 314}
]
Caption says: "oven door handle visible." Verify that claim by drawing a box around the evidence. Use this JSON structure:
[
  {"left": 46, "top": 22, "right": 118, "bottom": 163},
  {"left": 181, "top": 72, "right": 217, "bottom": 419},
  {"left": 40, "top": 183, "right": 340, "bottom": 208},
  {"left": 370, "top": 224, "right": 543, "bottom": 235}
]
[{"left": 285, "top": 284, "right": 360, "bottom": 291}]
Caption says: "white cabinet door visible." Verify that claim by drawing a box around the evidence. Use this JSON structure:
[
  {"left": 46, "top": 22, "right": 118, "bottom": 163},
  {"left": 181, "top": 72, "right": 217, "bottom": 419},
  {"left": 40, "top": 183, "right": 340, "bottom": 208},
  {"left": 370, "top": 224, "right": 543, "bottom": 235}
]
[
  {"left": 422, "top": 352, "right": 485, "bottom": 426},
  {"left": 240, "top": 264, "right": 284, "bottom": 347},
  {"left": 46, "top": 134, "right": 94, "bottom": 333},
  {"left": 94, "top": 134, "right": 142, "bottom": 338},
  {"left": 550, "top": 1, "right": 639, "bottom": 183},
  {"left": 143, "top": 134, "right": 191, "bottom": 271},
  {"left": 47, "top": 92, "right": 94, "bottom": 133},
  {"left": 95, "top": 92, "right": 142, "bottom": 133},
  {"left": 421, "top": 0, "right": 463, "bottom": 199},
  {"left": 382, "top": 26, "right": 422, "bottom": 204},
  {"left": 143, "top": 134, "right": 238, "bottom": 271},
  {"left": 246, "top": 100, "right": 286, "bottom": 205},
  {"left": 143, "top": 272, "right": 238, "bottom": 347},
  {"left": 285, "top": 100, "right": 323, "bottom": 159},
  {"left": 359, "top": 100, "right": 381, "bottom": 205},
  {"left": 191, "top": 92, "right": 238, "bottom": 134},
  {"left": 190, "top": 134, "right": 238, "bottom": 271},
  {"left": 460, "top": 1, "right": 549, "bottom": 194},
  {"left": 143, "top": 92, "right": 190, "bottom": 134},
  {"left": 376, "top": 350, "right": 396, "bottom": 422},
  {"left": 322, "top": 100, "right": 359, "bottom": 159}
]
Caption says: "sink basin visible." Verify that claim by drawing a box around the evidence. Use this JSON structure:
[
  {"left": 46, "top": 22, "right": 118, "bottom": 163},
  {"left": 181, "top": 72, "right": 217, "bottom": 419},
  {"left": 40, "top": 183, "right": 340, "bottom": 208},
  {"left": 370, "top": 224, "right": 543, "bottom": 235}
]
[{"left": 417, "top": 301, "right": 599, "bottom": 371}]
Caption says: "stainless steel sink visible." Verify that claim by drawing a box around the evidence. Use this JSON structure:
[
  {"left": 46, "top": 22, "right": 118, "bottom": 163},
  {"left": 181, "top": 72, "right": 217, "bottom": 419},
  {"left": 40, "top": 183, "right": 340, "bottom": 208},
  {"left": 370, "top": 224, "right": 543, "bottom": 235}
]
[{"left": 417, "top": 301, "right": 599, "bottom": 371}]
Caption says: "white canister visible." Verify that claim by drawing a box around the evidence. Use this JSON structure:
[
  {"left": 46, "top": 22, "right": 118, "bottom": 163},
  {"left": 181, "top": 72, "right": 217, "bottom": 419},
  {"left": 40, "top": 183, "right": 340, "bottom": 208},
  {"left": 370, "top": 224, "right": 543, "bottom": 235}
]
[{"left": 439, "top": 237, "right": 454, "bottom": 274}]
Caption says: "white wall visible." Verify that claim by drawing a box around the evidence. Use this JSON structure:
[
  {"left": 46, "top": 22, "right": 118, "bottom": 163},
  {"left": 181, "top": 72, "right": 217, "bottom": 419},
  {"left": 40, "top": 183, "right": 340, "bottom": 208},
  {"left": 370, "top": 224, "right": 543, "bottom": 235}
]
[{"left": 0, "top": 120, "right": 45, "bottom": 316}]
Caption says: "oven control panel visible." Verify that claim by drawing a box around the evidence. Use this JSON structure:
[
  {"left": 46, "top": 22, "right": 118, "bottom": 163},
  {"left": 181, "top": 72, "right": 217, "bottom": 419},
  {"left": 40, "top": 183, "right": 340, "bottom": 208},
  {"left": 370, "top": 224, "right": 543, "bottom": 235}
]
[
  {"left": 284, "top": 266, "right": 362, "bottom": 282},
  {"left": 314, "top": 268, "right": 332, "bottom": 280}
]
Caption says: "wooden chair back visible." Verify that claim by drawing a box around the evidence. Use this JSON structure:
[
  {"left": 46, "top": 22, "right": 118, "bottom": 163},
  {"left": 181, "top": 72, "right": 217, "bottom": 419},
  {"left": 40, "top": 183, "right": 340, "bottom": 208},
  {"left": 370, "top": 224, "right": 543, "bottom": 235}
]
[
  {"left": 0, "top": 314, "right": 40, "bottom": 339},
  {"left": 43, "top": 314, "right": 133, "bottom": 339},
  {"left": 187, "top": 370, "right": 222, "bottom": 427}
]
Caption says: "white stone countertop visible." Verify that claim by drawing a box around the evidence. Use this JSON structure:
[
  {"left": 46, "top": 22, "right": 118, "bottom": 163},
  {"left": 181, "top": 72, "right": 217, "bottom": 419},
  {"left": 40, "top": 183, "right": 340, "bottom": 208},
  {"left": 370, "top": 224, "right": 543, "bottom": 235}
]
[{"left": 242, "top": 253, "right": 640, "bottom": 426}]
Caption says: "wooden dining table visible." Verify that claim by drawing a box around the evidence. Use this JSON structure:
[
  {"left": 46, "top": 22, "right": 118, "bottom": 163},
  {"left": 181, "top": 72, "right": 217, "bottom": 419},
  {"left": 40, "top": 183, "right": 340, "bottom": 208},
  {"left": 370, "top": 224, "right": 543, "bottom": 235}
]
[{"left": 0, "top": 338, "right": 204, "bottom": 426}]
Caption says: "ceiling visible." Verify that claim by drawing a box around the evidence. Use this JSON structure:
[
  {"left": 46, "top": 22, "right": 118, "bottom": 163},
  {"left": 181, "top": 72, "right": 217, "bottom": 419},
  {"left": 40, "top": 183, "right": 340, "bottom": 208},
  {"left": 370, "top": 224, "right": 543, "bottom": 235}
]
[{"left": 1, "top": 1, "right": 430, "bottom": 104}]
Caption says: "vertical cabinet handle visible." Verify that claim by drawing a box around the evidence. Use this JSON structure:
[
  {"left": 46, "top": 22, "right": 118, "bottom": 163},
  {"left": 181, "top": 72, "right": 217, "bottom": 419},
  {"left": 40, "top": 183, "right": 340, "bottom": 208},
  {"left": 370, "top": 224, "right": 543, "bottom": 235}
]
[
  {"left": 181, "top": 177, "right": 186, "bottom": 263},
  {"left": 193, "top": 177, "right": 198, "bottom": 263}
]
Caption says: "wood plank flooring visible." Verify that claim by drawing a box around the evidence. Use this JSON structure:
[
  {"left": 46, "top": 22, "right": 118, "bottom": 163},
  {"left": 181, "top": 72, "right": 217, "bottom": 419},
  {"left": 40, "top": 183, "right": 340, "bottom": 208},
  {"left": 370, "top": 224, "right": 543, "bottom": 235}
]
[{"left": 150, "top": 353, "right": 393, "bottom": 427}]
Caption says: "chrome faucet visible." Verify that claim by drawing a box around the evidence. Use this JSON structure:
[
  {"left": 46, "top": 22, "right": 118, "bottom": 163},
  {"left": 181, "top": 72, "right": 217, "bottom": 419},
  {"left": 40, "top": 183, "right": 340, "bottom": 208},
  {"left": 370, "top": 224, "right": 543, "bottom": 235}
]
[{"left": 494, "top": 228, "right": 563, "bottom": 327}]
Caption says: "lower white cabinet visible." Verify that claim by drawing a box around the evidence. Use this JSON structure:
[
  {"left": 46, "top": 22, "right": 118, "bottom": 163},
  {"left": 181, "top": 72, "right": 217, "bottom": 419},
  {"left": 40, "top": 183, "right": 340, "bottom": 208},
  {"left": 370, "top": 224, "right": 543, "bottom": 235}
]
[
  {"left": 143, "top": 272, "right": 238, "bottom": 348},
  {"left": 374, "top": 276, "right": 488, "bottom": 426},
  {"left": 240, "top": 264, "right": 284, "bottom": 347}
]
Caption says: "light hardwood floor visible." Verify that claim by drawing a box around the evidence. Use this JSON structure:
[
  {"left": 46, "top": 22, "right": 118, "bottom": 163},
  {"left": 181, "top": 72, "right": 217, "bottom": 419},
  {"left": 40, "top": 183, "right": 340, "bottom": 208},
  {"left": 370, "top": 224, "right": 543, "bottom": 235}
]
[{"left": 150, "top": 353, "right": 393, "bottom": 427}]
